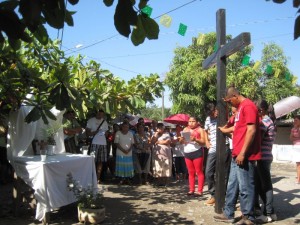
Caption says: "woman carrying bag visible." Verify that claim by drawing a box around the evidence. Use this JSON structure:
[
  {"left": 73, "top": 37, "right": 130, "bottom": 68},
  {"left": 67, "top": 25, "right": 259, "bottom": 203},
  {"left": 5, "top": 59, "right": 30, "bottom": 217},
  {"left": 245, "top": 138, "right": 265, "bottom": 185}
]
[{"left": 85, "top": 109, "right": 108, "bottom": 184}]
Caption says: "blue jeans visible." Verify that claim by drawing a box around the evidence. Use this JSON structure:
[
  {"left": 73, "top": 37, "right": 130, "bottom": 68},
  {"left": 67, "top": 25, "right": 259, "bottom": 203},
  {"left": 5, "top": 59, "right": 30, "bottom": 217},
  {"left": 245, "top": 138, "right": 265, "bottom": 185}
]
[
  {"left": 224, "top": 159, "right": 256, "bottom": 220},
  {"left": 255, "top": 160, "right": 274, "bottom": 215}
]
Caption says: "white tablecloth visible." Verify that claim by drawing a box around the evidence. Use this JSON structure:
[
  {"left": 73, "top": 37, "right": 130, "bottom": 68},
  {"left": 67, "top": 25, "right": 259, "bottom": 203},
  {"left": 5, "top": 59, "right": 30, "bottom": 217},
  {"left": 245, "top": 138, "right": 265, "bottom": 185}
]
[{"left": 13, "top": 154, "right": 97, "bottom": 221}]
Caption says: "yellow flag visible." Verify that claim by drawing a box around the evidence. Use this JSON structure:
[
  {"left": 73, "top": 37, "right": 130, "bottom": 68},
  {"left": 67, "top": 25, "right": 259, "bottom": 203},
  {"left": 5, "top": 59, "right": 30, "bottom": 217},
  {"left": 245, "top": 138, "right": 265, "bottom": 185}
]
[{"left": 160, "top": 14, "right": 172, "bottom": 28}]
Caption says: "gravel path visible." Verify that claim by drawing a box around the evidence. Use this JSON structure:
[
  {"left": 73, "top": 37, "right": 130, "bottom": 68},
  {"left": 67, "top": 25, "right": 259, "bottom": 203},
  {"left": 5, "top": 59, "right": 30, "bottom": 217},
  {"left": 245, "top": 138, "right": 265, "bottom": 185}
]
[{"left": 0, "top": 162, "right": 299, "bottom": 225}]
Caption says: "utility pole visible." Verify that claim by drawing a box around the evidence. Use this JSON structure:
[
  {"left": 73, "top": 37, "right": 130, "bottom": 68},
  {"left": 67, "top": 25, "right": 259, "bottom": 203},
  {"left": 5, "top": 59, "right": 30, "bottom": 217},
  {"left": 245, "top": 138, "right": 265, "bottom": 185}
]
[
  {"left": 161, "top": 72, "right": 166, "bottom": 121},
  {"left": 162, "top": 90, "right": 165, "bottom": 121}
]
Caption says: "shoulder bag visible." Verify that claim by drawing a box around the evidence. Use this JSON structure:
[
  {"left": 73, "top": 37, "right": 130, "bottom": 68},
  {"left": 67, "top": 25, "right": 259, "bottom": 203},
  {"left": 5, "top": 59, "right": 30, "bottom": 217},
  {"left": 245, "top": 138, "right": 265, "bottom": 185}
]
[{"left": 87, "top": 119, "right": 105, "bottom": 155}]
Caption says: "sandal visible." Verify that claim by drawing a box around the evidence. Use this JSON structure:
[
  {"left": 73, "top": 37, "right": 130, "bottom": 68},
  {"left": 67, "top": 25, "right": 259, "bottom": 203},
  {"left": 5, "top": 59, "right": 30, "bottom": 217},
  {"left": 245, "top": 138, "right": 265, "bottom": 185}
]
[
  {"left": 194, "top": 192, "right": 203, "bottom": 197},
  {"left": 187, "top": 191, "right": 194, "bottom": 196}
]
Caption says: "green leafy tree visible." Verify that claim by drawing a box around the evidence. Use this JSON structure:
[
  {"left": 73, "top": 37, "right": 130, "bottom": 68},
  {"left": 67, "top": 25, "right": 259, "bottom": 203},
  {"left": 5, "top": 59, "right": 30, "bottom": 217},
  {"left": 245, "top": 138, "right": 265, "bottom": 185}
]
[
  {"left": 165, "top": 32, "right": 258, "bottom": 121},
  {"left": 165, "top": 34, "right": 299, "bottom": 122},
  {"left": 140, "top": 104, "right": 171, "bottom": 121},
  {"left": 0, "top": 39, "right": 164, "bottom": 123},
  {"left": 255, "top": 42, "right": 298, "bottom": 104}
]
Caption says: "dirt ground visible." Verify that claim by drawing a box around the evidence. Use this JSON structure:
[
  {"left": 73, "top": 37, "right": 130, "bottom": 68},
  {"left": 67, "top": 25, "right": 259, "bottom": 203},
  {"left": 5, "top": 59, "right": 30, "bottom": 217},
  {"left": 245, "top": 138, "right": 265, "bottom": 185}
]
[{"left": 0, "top": 162, "right": 299, "bottom": 225}]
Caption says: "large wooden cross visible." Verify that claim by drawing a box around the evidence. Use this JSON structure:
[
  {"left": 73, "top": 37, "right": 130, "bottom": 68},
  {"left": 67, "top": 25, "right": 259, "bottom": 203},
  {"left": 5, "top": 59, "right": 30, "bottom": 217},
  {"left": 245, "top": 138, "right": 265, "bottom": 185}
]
[{"left": 202, "top": 9, "right": 251, "bottom": 213}]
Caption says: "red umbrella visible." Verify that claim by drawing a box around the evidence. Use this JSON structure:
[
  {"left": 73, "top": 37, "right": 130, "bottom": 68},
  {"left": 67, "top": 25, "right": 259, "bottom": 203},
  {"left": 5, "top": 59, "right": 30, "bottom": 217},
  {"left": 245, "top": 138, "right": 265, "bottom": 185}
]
[{"left": 163, "top": 113, "right": 190, "bottom": 126}]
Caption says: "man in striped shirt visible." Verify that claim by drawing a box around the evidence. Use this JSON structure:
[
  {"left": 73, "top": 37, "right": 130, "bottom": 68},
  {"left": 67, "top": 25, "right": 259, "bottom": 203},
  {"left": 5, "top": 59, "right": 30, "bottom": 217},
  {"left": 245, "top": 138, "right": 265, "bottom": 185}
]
[{"left": 255, "top": 99, "right": 277, "bottom": 223}]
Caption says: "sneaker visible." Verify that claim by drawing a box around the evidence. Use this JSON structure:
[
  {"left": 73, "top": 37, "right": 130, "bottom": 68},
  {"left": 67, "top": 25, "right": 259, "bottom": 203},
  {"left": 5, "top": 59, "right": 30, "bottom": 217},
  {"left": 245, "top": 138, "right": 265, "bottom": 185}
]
[
  {"left": 214, "top": 213, "right": 234, "bottom": 223},
  {"left": 235, "top": 215, "right": 255, "bottom": 225},
  {"left": 267, "top": 214, "right": 277, "bottom": 222},
  {"left": 256, "top": 213, "right": 277, "bottom": 223},
  {"left": 255, "top": 215, "right": 268, "bottom": 223},
  {"left": 205, "top": 197, "right": 215, "bottom": 206}
]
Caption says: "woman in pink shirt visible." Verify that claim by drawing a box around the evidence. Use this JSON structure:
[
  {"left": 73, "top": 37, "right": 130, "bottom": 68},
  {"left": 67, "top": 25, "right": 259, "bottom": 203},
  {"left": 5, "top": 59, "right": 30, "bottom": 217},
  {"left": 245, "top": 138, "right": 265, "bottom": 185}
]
[
  {"left": 290, "top": 115, "right": 300, "bottom": 184},
  {"left": 179, "top": 116, "right": 206, "bottom": 196}
]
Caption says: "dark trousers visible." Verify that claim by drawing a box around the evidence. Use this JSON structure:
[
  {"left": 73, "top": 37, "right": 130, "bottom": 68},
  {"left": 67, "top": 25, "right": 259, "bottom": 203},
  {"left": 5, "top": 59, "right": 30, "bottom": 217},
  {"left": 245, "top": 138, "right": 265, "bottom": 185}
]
[
  {"left": 255, "top": 160, "right": 274, "bottom": 215},
  {"left": 224, "top": 148, "right": 232, "bottom": 188},
  {"left": 64, "top": 137, "right": 79, "bottom": 153},
  {"left": 0, "top": 146, "right": 13, "bottom": 183},
  {"left": 205, "top": 148, "right": 232, "bottom": 197},
  {"left": 205, "top": 152, "right": 216, "bottom": 197}
]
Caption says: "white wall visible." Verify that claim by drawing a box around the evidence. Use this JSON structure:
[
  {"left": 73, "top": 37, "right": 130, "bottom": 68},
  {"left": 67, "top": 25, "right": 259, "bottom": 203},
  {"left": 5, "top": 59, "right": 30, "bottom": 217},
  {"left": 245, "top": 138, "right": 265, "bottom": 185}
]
[{"left": 272, "top": 144, "right": 299, "bottom": 164}]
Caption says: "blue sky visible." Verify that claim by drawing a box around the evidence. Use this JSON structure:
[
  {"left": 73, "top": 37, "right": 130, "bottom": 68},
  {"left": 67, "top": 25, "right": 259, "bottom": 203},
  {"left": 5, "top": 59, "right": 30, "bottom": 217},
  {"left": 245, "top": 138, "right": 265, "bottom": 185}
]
[{"left": 48, "top": 0, "right": 300, "bottom": 108}]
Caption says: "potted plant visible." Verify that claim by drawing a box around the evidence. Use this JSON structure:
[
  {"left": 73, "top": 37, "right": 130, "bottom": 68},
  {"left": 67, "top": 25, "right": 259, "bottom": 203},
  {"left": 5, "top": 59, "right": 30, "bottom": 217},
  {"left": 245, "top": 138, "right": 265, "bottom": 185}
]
[
  {"left": 66, "top": 172, "right": 105, "bottom": 224},
  {"left": 43, "top": 122, "right": 62, "bottom": 155}
]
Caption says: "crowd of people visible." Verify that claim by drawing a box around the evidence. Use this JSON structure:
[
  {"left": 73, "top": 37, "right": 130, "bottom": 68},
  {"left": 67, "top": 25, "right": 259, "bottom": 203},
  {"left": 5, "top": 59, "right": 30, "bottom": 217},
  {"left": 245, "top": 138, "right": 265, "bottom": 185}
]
[
  {"left": 60, "top": 85, "right": 300, "bottom": 225},
  {"left": 63, "top": 85, "right": 296, "bottom": 225},
  {"left": 1, "top": 85, "right": 300, "bottom": 224}
]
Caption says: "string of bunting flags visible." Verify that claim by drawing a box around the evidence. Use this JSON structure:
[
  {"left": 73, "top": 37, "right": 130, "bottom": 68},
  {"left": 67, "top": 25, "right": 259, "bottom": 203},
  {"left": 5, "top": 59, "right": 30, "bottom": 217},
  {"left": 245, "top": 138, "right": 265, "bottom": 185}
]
[
  {"left": 142, "top": 5, "right": 188, "bottom": 36},
  {"left": 141, "top": 4, "right": 293, "bottom": 80}
]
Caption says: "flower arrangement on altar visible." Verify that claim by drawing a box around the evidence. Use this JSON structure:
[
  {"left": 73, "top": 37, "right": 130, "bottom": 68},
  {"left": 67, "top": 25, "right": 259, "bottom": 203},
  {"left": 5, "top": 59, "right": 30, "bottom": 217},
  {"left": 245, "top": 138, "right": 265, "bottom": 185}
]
[
  {"left": 43, "top": 122, "right": 63, "bottom": 145},
  {"left": 66, "top": 172, "right": 104, "bottom": 209}
]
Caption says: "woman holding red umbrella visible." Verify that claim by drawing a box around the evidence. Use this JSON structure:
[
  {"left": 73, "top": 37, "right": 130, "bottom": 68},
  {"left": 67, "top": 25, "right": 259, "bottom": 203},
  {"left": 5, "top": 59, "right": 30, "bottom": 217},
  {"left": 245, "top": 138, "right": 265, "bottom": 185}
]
[{"left": 179, "top": 116, "right": 206, "bottom": 196}]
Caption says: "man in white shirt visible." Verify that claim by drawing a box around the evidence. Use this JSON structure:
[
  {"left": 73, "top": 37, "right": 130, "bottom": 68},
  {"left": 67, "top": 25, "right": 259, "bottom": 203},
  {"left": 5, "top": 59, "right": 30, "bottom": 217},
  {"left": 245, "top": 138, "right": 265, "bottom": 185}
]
[
  {"left": 86, "top": 109, "right": 109, "bottom": 183},
  {"left": 204, "top": 103, "right": 218, "bottom": 206}
]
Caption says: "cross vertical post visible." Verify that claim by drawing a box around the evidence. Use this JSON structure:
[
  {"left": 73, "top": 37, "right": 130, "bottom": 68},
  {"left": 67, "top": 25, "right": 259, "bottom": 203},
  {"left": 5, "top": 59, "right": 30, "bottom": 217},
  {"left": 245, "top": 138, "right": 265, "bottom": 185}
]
[
  {"left": 202, "top": 9, "right": 251, "bottom": 213},
  {"left": 214, "top": 8, "right": 227, "bottom": 214}
]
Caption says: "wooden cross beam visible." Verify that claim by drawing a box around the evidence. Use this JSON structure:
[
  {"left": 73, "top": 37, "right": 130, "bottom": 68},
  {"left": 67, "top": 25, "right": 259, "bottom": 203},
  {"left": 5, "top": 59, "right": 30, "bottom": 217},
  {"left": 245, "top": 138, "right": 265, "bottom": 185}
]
[
  {"left": 202, "top": 33, "right": 250, "bottom": 69},
  {"left": 202, "top": 9, "right": 251, "bottom": 214}
]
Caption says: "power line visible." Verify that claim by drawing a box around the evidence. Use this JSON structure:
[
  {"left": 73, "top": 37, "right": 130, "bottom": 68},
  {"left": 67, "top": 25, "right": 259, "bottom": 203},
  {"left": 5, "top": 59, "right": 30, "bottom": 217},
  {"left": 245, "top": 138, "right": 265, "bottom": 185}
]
[
  {"left": 59, "top": 0, "right": 68, "bottom": 50},
  {"left": 153, "top": 0, "right": 200, "bottom": 19},
  {"left": 252, "top": 33, "right": 292, "bottom": 41},
  {"left": 62, "top": 31, "right": 293, "bottom": 75},
  {"left": 64, "top": 14, "right": 293, "bottom": 57},
  {"left": 60, "top": 3, "right": 293, "bottom": 75},
  {"left": 65, "top": 0, "right": 200, "bottom": 56},
  {"left": 65, "top": 34, "right": 119, "bottom": 55},
  {"left": 99, "top": 50, "right": 172, "bottom": 59},
  {"left": 88, "top": 56, "right": 142, "bottom": 75}
]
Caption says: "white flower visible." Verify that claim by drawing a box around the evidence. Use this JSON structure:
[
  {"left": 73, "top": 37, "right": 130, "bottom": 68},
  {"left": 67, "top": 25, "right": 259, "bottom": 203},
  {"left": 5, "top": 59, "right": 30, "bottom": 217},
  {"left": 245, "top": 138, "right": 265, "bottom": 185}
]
[{"left": 66, "top": 172, "right": 104, "bottom": 209}]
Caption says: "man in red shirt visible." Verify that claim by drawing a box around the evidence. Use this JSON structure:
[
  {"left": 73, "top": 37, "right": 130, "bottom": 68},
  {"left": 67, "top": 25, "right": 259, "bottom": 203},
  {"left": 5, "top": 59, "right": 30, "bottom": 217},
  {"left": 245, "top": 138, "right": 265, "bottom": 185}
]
[{"left": 214, "top": 86, "right": 261, "bottom": 225}]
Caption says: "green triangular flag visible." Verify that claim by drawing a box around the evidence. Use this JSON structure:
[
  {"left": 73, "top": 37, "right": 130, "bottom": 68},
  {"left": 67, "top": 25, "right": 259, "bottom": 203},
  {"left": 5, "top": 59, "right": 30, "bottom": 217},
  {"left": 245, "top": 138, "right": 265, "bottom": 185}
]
[
  {"left": 213, "top": 42, "right": 218, "bottom": 52},
  {"left": 141, "top": 6, "right": 153, "bottom": 17},
  {"left": 178, "top": 23, "right": 187, "bottom": 36},
  {"left": 160, "top": 14, "right": 172, "bottom": 28},
  {"left": 265, "top": 65, "right": 273, "bottom": 75},
  {"left": 242, "top": 55, "right": 250, "bottom": 66},
  {"left": 285, "top": 72, "right": 291, "bottom": 81}
]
